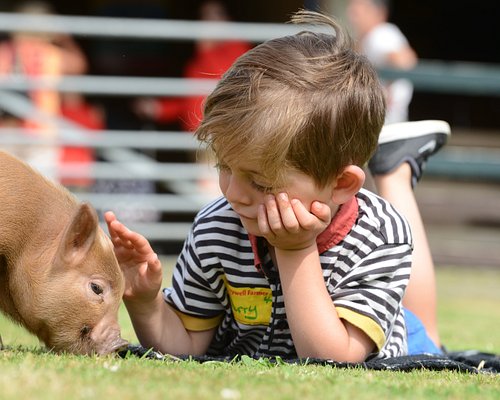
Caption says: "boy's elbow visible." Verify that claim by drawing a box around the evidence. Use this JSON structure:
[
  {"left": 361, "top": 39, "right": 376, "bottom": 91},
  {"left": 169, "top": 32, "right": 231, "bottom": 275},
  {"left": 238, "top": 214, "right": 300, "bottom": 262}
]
[
  {"left": 298, "top": 346, "right": 372, "bottom": 363},
  {"left": 297, "top": 323, "right": 376, "bottom": 362}
]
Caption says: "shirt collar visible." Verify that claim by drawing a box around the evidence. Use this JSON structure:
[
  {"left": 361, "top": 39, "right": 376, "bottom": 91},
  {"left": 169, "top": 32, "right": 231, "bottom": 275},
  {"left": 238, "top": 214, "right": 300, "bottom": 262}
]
[{"left": 248, "top": 196, "right": 359, "bottom": 268}]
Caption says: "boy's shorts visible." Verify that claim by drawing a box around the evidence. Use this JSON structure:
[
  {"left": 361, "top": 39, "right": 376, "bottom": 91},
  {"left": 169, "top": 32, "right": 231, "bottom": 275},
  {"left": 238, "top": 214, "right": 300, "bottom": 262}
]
[{"left": 404, "top": 308, "right": 443, "bottom": 355}]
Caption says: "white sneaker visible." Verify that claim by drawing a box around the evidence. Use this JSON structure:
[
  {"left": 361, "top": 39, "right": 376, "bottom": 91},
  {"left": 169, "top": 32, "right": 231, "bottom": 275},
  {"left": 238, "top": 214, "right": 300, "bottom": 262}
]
[{"left": 368, "top": 120, "right": 451, "bottom": 187}]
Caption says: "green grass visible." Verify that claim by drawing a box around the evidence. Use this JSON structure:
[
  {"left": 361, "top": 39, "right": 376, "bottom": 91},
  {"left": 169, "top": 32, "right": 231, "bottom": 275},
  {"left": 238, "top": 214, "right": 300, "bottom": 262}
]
[
  {"left": 0, "top": 350, "right": 498, "bottom": 400},
  {"left": 1, "top": 265, "right": 499, "bottom": 400}
]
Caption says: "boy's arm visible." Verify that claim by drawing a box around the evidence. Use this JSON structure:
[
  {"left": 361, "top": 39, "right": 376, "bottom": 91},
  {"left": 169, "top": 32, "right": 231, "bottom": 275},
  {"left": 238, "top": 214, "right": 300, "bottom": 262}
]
[
  {"left": 104, "top": 211, "right": 215, "bottom": 356},
  {"left": 276, "top": 245, "right": 375, "bottom": 362},
  {"left": 124, "top": 290, "right": 216, "bottom": 356},
  {"left": 259, "top": 195, "right": 375, "bottom": 362}
]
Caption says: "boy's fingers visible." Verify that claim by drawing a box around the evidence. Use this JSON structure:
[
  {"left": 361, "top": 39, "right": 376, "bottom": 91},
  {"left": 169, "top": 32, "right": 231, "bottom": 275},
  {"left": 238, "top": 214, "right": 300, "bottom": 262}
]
[
  {"left": 109, "top": 219, "right": 126, "bottom": 234},
  {"left": 257, "top": 204, "right": 272, "bottom": 236},
  {"left": 112, "top": 236, "right": 134, "bottom": 250},
  {"left": 310, "top": 201, "right": 332, "bottom": 223},
  {"left": 276, "top": 193, "right": 300, "bottom": 233},
  {"left": 137, "top": 262, "right": 149, "bottom": 277},
  {"left": 105, "top": 213, "right": 118, "bottom": 236},
  {"left": 111, "top": 220, "right": 137, "bottom": 241},
  {"left": 147, "top": 253, "right": 163, "bottom": 275},
  {"left": 109, "top": 220, "right": 149, "bottom": 251},
  {"left": 265, "top": 194, "right": 290, "bottom": 233},
  {"left": 291, "top": 199, "right": 323, "bottom": 230},
  {"left": 266, "top": 196, "right": 294, "bottom": 235},
  {"left": 290, "top": 199, "right": 309, "bottom": 220},
  {"left": 104, "top": 211, "right": 116, "bottom": 223}
]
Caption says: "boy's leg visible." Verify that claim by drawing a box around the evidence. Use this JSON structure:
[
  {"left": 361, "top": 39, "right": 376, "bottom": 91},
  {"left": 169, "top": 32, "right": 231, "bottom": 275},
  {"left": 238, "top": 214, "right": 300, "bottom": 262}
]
[
  {"left": 370, "top": 120, "right": 451, "bottom": 348},
  {"left": 373, "top": 162, "right": 441, "bottom": 347}
]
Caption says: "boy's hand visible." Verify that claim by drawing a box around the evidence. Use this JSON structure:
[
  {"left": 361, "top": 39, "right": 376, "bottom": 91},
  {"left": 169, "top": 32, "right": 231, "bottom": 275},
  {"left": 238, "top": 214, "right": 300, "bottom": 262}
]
[
  {"left": 257, "top": 193, "right": 331, "bottom": 251},
  {"left": 104, "top": 211, "right": 163, "bottom": 305}
]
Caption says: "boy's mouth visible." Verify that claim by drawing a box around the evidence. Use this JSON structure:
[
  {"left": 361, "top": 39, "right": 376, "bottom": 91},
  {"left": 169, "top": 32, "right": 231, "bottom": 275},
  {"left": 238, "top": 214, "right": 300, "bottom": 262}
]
[
  {"left": 231, "top": 206, "right": 254, "bottom": 220},
  {"left": 238, "top": 214, "right": 255, "bottom": 221}
]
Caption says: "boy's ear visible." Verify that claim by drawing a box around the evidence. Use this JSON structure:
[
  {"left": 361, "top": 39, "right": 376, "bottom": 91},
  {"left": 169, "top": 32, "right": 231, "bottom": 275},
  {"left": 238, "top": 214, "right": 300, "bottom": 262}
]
[{"left": 331, "top": 166, "right": 365, "bottom": 205}]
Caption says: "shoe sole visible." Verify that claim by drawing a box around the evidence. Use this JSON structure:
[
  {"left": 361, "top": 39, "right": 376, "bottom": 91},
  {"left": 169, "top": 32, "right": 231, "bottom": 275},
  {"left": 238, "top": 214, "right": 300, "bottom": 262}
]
[{"left": 379, "top": 120, "right": 451, "bottom": 145}]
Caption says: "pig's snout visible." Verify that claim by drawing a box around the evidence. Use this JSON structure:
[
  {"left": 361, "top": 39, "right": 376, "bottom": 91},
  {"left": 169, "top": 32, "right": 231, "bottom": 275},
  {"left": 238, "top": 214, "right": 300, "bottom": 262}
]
[
  {"left": 105, "top": 336, "right": 129, "bottom": 355},
  {"left": 90, "top": 325, "right": 129, "bottom": 355},
  {"left": 94, "top": 334, "right": 128, "bottom": 355}
]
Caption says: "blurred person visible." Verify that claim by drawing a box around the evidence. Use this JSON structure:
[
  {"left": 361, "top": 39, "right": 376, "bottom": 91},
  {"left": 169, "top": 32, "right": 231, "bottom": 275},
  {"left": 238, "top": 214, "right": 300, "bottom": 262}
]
[
  {"left": 0, "top": 0, "right": 100, "bottom": 188},
  {"left": 134, "top": 0, "right": 252, "bottom": 132},
  {"left": 347, "top": 0, "right": 417, "bottom": 123}
]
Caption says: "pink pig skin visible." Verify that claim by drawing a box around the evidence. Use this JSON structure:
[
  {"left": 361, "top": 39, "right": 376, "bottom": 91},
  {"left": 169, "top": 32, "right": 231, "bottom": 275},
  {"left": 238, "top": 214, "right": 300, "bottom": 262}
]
[{"left": 0, "top": 150, "right": 127, "bottom": 355}]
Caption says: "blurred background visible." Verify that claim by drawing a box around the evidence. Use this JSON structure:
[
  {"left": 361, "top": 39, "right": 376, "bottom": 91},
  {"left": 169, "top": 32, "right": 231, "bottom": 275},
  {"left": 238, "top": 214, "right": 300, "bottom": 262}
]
[{"left": 0, "top": 0, "right": 499, "bottom": 268}]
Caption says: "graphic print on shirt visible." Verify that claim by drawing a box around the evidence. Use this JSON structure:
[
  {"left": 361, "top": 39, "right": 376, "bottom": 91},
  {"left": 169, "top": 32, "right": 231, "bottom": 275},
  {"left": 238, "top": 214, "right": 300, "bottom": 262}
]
[{"left": 223, "top": 276, "right": 272, "bottom": 325}]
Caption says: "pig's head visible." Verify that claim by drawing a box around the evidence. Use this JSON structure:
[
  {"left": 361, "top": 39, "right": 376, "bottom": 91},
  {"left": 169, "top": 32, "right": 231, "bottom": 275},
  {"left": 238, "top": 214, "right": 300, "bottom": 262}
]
[{"left": 35, "top": 203, "right": 127, "bottom": 355}]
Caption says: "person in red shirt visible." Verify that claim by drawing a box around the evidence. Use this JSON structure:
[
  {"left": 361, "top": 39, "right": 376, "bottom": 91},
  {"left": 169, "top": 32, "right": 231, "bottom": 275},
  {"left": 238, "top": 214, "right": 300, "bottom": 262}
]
[
  {"left": 0, "top": 1, "right": 103, "bottom": 189},
  {"left": 134, "top": 0, "right": 252, "bottom": 132}
]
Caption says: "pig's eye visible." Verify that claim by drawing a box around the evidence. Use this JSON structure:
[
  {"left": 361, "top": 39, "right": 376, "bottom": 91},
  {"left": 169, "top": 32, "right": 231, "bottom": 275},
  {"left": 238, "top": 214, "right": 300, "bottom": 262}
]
[{"left": 90, "top": 282, "right": 103, "bottom": 295}]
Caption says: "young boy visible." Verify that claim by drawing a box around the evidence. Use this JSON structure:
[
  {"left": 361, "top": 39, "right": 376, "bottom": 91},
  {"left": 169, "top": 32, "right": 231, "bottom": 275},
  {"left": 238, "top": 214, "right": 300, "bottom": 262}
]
[{"left": 105, "top": 11, "right": 448, "bottom": 362}]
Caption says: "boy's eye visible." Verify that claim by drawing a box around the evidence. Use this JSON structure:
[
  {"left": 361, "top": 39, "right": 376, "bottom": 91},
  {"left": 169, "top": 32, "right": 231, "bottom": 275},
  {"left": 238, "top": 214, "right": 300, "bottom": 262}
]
[{"left": 250, "top": 181, "right": 273, "bottom": 193}]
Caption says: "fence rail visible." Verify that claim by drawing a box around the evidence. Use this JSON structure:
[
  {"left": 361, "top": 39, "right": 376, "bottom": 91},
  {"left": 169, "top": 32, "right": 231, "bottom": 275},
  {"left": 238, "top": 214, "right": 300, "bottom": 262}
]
[
  {"left": 0, "top": 129, "right": 201, "bottom": 150},
  {"left": 0, "top": 12, "right": 312, "bottom": 41},
  {"left": 2, "top": 64, "right": 500, "bottom": 97}
]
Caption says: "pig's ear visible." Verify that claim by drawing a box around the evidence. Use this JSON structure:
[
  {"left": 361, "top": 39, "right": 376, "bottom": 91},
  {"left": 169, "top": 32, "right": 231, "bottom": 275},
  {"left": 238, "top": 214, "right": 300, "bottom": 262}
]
[{"left": 55, "top": 203, "right": 99, "bottom": 267}]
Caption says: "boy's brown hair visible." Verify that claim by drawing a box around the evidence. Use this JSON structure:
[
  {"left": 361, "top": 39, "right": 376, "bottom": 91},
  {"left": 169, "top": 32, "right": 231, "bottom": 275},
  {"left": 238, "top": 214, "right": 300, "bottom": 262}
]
[{"left": 196, "top": 10, "right": 385, "bottom": 188}]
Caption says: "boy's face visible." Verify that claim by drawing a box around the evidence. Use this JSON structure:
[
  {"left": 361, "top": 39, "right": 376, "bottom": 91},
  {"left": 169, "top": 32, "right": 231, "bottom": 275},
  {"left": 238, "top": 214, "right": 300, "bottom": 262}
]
[{"left": 218, "top": 158, "right": 336, "bottom": 236}]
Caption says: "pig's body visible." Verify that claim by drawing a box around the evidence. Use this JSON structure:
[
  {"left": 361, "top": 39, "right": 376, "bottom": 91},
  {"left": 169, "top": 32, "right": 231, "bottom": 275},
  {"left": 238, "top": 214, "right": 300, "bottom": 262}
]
[{"left": 0, "top": 150, "right": 127, "bottom": 355}]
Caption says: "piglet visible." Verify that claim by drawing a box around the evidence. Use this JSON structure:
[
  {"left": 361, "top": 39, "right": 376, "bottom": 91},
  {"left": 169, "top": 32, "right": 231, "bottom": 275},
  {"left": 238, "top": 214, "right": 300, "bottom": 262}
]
[{"left": 0, "top": 150, "right": 127, "bottom": 355}]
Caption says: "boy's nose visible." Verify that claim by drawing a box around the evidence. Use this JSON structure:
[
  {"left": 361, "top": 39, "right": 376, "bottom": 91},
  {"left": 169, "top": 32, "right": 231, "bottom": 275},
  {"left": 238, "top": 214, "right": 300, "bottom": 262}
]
[{"left": 225, "top": 175, "right": 252, "bottom": 206}]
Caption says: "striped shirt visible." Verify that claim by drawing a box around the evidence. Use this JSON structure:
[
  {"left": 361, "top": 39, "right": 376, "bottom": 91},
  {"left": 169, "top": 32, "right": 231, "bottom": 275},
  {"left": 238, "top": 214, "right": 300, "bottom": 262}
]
[{"left": 163, "top": 188, "right": 413, "bottom": 360}]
